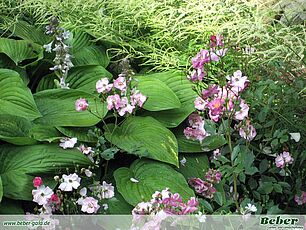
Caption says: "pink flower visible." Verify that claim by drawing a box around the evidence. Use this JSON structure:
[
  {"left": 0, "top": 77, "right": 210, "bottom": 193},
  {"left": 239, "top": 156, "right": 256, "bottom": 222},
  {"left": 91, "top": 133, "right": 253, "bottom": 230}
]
[
  {"left": 211, "top": 149, "right": 221, "bottom": 160},
  {"left": 32, "top": 185, "right": 54, "bottom": 205},
  {"left": 275, "top": 155, "right": 285, "bottom": 168},
  {"left": 202, "top": 85, "right": 220, "bottom": 99},
  {"left": 275, "top": 151, "right": 293, "bottom": 168},
  {"left": 96, "top": 78, "right": 113, "bottom": 93},
  {"left": 106, "top": 94, "right": 121, "bottom": 110},
  {"left": 118, "top": 103, "right": 135, "bottom": 116},
  {"left": 210, "top": 34, "right": 224, "bottom": 47},
  {"left": 130, "top": 91, "right": 147, "bottom": 107},
  {"left": 81, "top": 197, "right": 100, "bottom": 214},
  {"left": 294, "top": 191, "right": 306, "bottom": 205},
  {"left": 192, "top": 49, "right": 211, "bottom": 69},
  {"left": 207, "top": 98, "right": 224, "bottom": 122},
  {"left": 205, "top": 169, "right": 222, "bottom": 184},
  {"left": 210, "top": 48, "right": 228, "bottom": 62},
  {"left": 282, "top": 151, "right": 293, "bottom": 164},
  {"left": 187, "top": 68, "right": 206, "bottom": 82},
  {"left": 229, "top": 70, "right": 249, "bottom": 94},
  {"left": 188, "top": 113, "right": 204, "bottom": 128},
  {"left": 194, "top": 96, "right": 207, "bottom": 111},
  {"left": 234, "top": 99, "right": 249, "bottom": 120},
  {"left": 239, "top": 124, "right": 257, "bottom": 141},
  {"left": 75, "top": 98, "right": 88, "bottom": 111},
  {"left": 184, "top": 126, "right": 207, "bottom": 142},
  {"left": 113, "top": 76, "right": 127, "bottom": 92},
  {"left": 48, "top": 194, "right": 61, "bottom": 211},
  {"left": 33, "top": 177, "right": 43, "bottom": 188}
]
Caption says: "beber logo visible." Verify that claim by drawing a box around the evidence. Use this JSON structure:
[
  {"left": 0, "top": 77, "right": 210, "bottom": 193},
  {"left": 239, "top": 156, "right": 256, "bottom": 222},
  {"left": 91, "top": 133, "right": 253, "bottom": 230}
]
[{"left": 260, "top": 216, "right": 299, "bottom": 225}]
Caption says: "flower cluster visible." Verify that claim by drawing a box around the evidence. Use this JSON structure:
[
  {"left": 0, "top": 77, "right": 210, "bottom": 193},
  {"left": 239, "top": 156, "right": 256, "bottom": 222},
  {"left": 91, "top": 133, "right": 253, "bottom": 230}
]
[
  {"left": 32, "top": 177, "right": 61, "bottom": 214},
  {"left": 188, "top": 34, "right": 227, "bottom": 82},
  {"left": 32, "top": 172, "right": 115, "bottom": 214},
  {"left": 183, "top": 113, "right": 208, "bottom": 142},
  {"left": 240, "top": 203, "right": 257, "bottom": 219},
  {"left": 44, "top": 17, "right": 73, "bottom": 89},
  {"left": 294, "top": 191, "right": 306, "bottom": 206},
  {"left": 185, "top": 69, "right": 256, "bottom": 142},
  {"left": 275, "top": 151, "right": 294, "bottom": 168},
  {"left": 188, "top": 169, "right": 222, "bottom": 199},
  {"left": 75, "top": 76, "right": 147, "bottom": 117},
  {"left": 132, "top": 188, "right": 198, "bottom": 216}
]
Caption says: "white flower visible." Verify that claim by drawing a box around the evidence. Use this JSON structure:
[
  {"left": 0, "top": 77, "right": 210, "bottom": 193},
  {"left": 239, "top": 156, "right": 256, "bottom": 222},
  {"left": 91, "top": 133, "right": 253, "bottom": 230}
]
[
  {"left": 32, "top": 185, "right": 54, "bottom": 205},
  {"left": 38, "top": 205, "right": 53, "bottom": 214},
  {"left": 289, "top": 133, "right": 301, "bottom": 142},
  {"left": 102, "top": 203, "right": 109, "bottom": 210},
  {"left": 62, "top": 30, "right": 71, "bottom": 40},
  {"left": 130, "top": 178, "right": 139, "bottom": 183},
  {"left": 81, "top": 197, "right": 100, "bottom": 214},
  {"left": 161, "top": 188, "right": 171, "bottom": 199},
  {"left": 85, "top": 169, "right": 93, "bottom": 177},
  {"left": 43, "top": 41, "right": 53, "bottom": 53},
  {"left": 59, "top": 137, "right": 77, "bottom": 149},
  {"left": 180, "top": 157, "right": 187, "bottom": 166},
  {"left": 58, "top": 173, "right": 81, "bottom": 191},
  {"left": 245, "top": 203, "right": 257, "bottom": 213},
  {"left": 77, "top": 187, "right": 87, "bottom": 205},
  {"left": 96, "top": 78, "right": 113, "bottom": 94},
  {"left": 100, "top": 181, "right": 115, "bottom": 199},
  {"left": 195, "top": 211, "right": 206, "bottom": 223},
  {"left": 78, "top": 144, "right": 94, "bottom": 155}
]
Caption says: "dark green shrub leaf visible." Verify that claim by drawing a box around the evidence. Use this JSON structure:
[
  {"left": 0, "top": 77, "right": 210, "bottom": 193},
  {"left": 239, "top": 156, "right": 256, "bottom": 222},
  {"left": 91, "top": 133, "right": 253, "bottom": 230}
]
[
  {"left": 105, "top": 116, "right": 179, "bottom": 166},
  {"left": 114, "top": 159, "right": 194, "bottom": 206}
]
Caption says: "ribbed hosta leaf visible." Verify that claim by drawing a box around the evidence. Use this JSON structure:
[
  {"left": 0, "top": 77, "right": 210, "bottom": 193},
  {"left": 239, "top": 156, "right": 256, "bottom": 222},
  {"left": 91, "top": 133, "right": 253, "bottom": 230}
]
[
  {"left": 105, "top": 116, "right": 178, "bottom": 166},
  {"left": 56, "top": 127, "right": 97, "bottom": 143},
  {"left": 114, "top": 159, "right": 195, "bottom": 206},
  {"left": 0, "top": 69, "right": 41, "bottom": 120},
  {"left": 34, "top": 89, "right": 107, "bottom": 127},
  {"left": 73, "top": 46, "right": 110, "bottom": 68},
  {"left": 8, "top": 21, "right": 50, "bottom": 45},
  {"left": 37, "top": 66, "right": 112, "bottom": 92},
  {"left": 141, "top": 71, "right": 197, "bottom": 127},
  {"left": 0, "top": 38, "right": 43, "bottom": 66},
  {"left": 0, "top": 144, "right": 92, "bottom": 200},
  {"left": 0, "top": 115, "right": 36, "bottom": 145},
  {"left": 133, "top": 77, "right": 181, "bottom": 111}
]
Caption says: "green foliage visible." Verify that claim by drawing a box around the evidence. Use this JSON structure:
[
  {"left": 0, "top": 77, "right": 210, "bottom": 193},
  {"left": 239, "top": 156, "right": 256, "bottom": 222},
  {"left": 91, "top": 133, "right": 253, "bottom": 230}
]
[
  {"left": 105, "top": 116, "right": 179, "bottom": 166},
  {"left": 114, "top": 159, "right": 194, "bottom": 206},
  {"left": 0, "top": 144, "right": 92, "bottom": 200}
]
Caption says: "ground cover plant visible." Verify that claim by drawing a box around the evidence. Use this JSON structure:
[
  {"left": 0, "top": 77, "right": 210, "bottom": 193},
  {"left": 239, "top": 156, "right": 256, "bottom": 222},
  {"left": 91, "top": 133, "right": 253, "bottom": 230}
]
[{"left": 0, "top": 0, "right": 305, "bottom": 223}]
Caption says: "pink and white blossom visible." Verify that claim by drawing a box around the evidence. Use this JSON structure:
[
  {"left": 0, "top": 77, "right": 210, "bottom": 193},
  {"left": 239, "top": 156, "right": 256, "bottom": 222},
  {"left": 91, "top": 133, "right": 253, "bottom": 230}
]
[
  {"left": 229, "top": 70, "right": 249, "bottom": 94},
  {"left": 130, "top": 91, "right": 147, "bottom": 107},
  {"left": 106, "top": 94, "right": 121, "bottom": 110},
  {"left": 239, "top": 124, "right": 256, "bottom": 141},
  {"left": 81, "top": 197, "right": 100, "bottom": 214},
  {"left": 75, "top": 98, "right": 88, "bottom": 111},
  {"left": 294, "top": 191, "right": 306, "bottom": 205},
  {"left": 96, "top": 78, "right": 113, "bottom": 93},
  {"left": 100, "top": 181, "right": 115, "bottom": 199},
  {"left": 234, "top": 99, "right": 249, "bottom": 120},
  {"left": 113, "top": 76, "right": 127, "bottom": 92},
  {"left": 32, "top": 185, "right": 54, "bottom": 205},
  {"left": 194, "top": 97, "right": 207, "bottom": 111},
  {"left": 275, "top": 151, "right": 293, "bottom": 168},
  {"left": 58, "top": 173, "right": 81, "bottom": 191}
]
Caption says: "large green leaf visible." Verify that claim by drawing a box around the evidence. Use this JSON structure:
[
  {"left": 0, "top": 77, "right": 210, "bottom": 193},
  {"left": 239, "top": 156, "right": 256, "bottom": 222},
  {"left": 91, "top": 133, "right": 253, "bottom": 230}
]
[
  {"left": 177, "top": 154, "right": 209, "bottom": 179},
  {"left": 133, "top": 77, "right": 181, "bottom": 111},
  {"left": 8, "top": 20, "right": 50, "bottom": 45},
  {"left": 0, "top": 115, "right": 37, "bottom": 145},
  {"left": 72, "top": 46, "right": 110, "bottom": 68},
  {"left": 0, "top": 144, "right": 92, "bottom": 200},
  {"left": 141, "top": 71, "right": 197, "bottom": 127},
  {"left": 70, "top": 30, "right": 93, "bottom": 52},
  {"left": 34, "top": 89, "right": 107, "bottom": 127},
  {"left": 56, "top": 127, "right": 97, "bottom": 143},
  {"left": 0, "top": 38, "right": 43, "bottom": 66},
  {"left": 0, "top": 69, "right": 41, "bottom": 120},
  {"left": 29, "top": 124, "right": 63, "bottom": 142},
  {"left": 102, "top": 192, "right": 133, "bottom": 214},
  {"left": 37, "top": 66, "right": 112, "bottom": 92},
  {"left": 114, "top": 159, "right": 195, "bottom": 206},
  {"left": 105, "top": 116, "right": 178, "bottom": 166}
]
